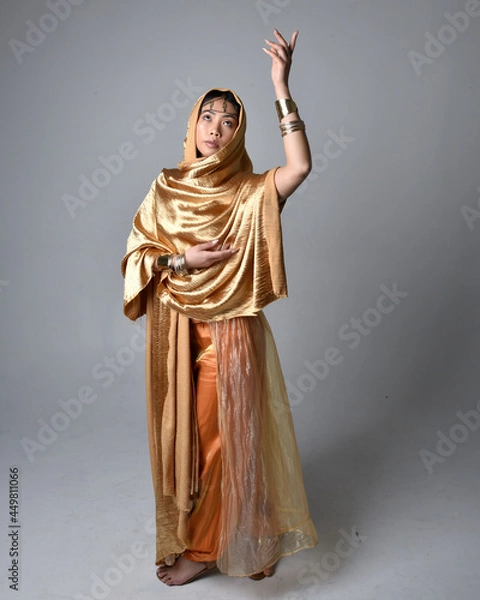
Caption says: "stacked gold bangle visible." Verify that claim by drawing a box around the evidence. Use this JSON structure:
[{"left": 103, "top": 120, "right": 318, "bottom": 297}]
[
  {"left": 156, "top": 253, "right": 189, "bottom": 276},
  {"left": 275, "top": 97, "right": 305, "bottom": 137},
  {"left": 279, "top": 120, "right": 305, "bottom": 137}
]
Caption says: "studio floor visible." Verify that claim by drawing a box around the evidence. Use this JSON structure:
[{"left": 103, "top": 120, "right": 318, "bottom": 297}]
[{"left": 2, "top": 378, "right": 479, "bottom": 600}]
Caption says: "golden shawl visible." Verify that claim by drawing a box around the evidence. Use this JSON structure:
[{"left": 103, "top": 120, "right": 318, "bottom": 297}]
[
  {"left": 122, "top": 87, "right": 287, "bottom": 322},
  {"left": 121, "top": 89, "right": 318, "bottom": 576}
]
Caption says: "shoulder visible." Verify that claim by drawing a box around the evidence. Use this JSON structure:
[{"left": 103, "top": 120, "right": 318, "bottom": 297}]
[
  {"left": 157, "top": 168, "right": 179, "bottom": 183},
  {"left": 239, "top": 167, "right": 278, "bottom": 186},
  {"left": 238, "top": 167, "right": 279, "bottom": 194}
]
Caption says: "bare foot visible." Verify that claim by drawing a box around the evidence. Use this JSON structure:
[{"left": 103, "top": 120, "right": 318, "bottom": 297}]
[
  {"left": 156, "top": 555, "right": 212, "bottom": 586},
  {"left": 250, "top": 564, "right": 276, "bottom": 580}
]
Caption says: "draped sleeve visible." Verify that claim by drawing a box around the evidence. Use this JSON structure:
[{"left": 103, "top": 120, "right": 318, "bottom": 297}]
[
  {"left": 122, "top": 167, "right": 287, "bottom": 323},
  {"left": 121, "top": 180, "right": 171, "bottom": 321}
]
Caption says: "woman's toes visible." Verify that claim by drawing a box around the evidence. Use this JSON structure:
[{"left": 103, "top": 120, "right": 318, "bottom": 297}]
[{"left": 156, "top": 566, "right": 169, "bottom": 580}]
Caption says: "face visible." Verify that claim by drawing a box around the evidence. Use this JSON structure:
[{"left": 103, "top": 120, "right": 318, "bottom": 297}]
[{"left": 195, "top": 97, "right": 239, "bottom": 158}]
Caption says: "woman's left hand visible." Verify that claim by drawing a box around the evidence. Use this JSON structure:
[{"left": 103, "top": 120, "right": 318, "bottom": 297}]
[{"left": 263, "top": 29, "right": 298, "bottom": 91}]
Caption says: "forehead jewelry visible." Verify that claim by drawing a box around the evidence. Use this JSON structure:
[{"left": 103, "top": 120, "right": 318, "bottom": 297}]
[
  {"left": 206, "top": 96, "right": 231, "bottom": 112},
  {"left": 201, "top": 103, "right": 238, "bottom": 118}
]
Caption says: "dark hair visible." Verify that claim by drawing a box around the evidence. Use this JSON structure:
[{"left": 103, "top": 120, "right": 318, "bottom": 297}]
[{"left": 200, "top": 90, "right": 241, "bottom": 115}]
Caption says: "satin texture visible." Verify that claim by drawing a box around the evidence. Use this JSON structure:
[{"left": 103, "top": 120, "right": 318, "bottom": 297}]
[
  {"left": 121, "top": 88, "right": 318, "bottom": 576},
  {"left": 121, "top": 88, "right": 287, "bottom": 323},
  {"left": 183, "top": 321, "right": 222, "bottom": 563}
]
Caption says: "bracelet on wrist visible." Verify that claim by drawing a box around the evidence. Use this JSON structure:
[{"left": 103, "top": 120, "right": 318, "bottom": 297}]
[
  {"left": 279, "top": 119, "right": 305, "bottom": 137},
  {"left": 156, "top": 254, "right": 170, "bottom": 269},
  {"left": 172, "top": 253, "right": 189, "bottom": 276},
  {"left": 275, "top": 97, "right": 298, "bottom": 121},
  {"left": 157, "top": 253, "right": 189, "bottom": 276}
]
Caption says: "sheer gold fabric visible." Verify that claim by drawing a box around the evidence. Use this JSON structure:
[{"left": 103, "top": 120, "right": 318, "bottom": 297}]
[
  {"left": 211, "top": 313, "right": 318, "bottom": 575},
  {"left": 121, "top": 88, "right": 318, "bottom": 576}
]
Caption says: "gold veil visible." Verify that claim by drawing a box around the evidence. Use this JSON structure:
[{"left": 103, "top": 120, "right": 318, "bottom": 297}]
[{"left": 121, "top": 87, "right": 287, "bottom": 322}]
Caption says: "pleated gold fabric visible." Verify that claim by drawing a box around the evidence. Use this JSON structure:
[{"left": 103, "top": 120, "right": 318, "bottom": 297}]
[
  {"left": 121, "top": 88, "right": 287, "bottom": 323},
  {"left": 121, "top": 88, "right": 318, "bottom": 576}
]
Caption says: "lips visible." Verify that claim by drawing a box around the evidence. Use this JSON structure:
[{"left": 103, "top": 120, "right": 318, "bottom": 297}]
[{"left": 205, "top": 140, "right": 219, "bottom": 149}]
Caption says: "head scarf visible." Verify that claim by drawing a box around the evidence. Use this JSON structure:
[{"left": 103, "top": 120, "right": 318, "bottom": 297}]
[{"left": 121, "top": 87, "right": 287, "bottom": 321}]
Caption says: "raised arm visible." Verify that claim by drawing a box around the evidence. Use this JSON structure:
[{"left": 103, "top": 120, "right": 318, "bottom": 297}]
[{"left": 263, "top": 30, "right": 311, "bottom": 205}]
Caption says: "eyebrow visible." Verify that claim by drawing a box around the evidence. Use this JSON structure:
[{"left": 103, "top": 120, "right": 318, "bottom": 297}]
[{"left": 200, "top": 108, "right": 238, "bottom": 119}]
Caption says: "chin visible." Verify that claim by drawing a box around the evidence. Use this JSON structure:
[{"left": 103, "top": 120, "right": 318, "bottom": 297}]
[{"left": 200, "top": 147, "right": 218, "bottom": 158}]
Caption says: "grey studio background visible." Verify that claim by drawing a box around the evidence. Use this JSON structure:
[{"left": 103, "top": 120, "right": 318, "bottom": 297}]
[{"left": 1, "top": 1, "right": 480, "bottom": 599}]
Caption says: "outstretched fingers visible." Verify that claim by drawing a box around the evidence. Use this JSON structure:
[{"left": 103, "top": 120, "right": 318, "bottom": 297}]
[
  {"left": 195, "top": 239, "right": 222, "bottom": 250},
  {"left": 206, "top": 247, "right": 239, "bottom": 266},
  {"left": 289, "top": 29, "right": 299, "bottom": 52},
  {"left": 264, "top": 39, "right": 289, "bottom": 62},
  {"left": 265, "top": 28, "right": 298, "bottom": 60},
  {"left": 274, "top": 28, "right": 298, "bottom": 53},
  {"left": 184, "top": 239, "right": 240, "bottom": 269}
]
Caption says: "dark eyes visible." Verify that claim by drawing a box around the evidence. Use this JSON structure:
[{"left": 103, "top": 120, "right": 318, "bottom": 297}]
[{"left": 203, "top": 114, "right": 234, "bottom": 127}]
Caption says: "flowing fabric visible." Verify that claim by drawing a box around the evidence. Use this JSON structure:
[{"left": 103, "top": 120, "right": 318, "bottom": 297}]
[
  {"left": 121, "top": 88, "right": 318, "bottom": 576},
  {"left": 183, "top": 321, "right": 222, "bottom": 563},
  {"left": 211, "top": 313, "right": 318, "bottom": 575},
  {"left": 121, "top": 89, "right": 287, "bottom": 323}
]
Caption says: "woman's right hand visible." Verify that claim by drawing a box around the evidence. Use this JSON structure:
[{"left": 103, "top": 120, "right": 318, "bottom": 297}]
[{"left": 184, "top": 239, "right": 239, "bottom": 270}]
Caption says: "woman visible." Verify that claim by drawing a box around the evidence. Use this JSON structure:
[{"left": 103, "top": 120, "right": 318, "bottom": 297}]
[{"left": 121, "top": 29, "right": 318, "bottom": 586}]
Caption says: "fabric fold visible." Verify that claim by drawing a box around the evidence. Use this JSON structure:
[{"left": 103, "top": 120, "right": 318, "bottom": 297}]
[
  {"left": 121, "top": 87, "right": 318, "bottom": 575},
  {"left": 210, "top": 313, "right": 318, "bottom": 575}
]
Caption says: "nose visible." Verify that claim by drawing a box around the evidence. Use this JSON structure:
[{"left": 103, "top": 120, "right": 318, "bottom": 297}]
[{"left": 209, "top": 121, "right": 220, "bottom": 137}]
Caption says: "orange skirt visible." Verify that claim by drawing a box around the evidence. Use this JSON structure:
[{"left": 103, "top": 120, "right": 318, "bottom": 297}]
[{"left": 155, "top": 312, "right": 318, "bottom": 576}]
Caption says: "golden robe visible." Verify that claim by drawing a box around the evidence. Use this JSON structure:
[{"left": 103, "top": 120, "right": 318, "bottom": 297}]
[{"left": 121, "top": 88, "right": 318, "bottom": 577}]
